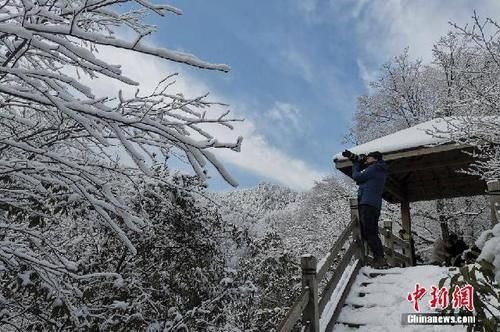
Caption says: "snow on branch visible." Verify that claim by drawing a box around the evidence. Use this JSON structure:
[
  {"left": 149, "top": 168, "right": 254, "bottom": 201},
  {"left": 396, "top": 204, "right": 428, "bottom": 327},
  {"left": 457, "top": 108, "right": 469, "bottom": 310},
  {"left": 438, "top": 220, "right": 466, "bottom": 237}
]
[{"left": 0, "top": 1, "right": 242, "bottom": 328}]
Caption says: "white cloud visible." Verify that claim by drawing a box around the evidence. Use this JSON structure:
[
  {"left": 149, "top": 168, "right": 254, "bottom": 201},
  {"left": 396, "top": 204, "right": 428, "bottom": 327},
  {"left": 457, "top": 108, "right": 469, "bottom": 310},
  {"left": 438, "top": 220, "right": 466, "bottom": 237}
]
[
  {"left": 215, "top": 119, "right": 326, "bottom": 191},
  {"left": 80, "top": 45, "right": 325, "bottom": 191},
  {"left": 292, "top": 0, "right": 320, "bottom": 21},
  {"left": 279, "top": 47, "right": 315, "bottom": 83},
  {"left": 265, "top": 101, "right": 302, "bottom": 133},
  {"left": 351, "top": 0, "right": 500, "bottom": 79},
  {"left": 291, "top": 0, "right": 500, "bottom": 87},
  {"left": 356, "top": 59, "right": 377, "bottom": 92}
]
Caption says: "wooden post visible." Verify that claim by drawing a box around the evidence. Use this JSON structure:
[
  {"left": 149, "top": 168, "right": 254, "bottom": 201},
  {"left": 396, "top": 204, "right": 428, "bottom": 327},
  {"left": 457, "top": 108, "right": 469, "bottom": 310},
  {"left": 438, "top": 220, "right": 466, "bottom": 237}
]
[
  {"left": 487, "top": 180, "right": 500, "bottom": 226},
  {"left": 437, "top": 199, "right": 449, "bottom": 241},
  {"left": 440, "top": 221, "right": 450, "bottom": 242},
  {"left": 401, "top": 200, "right": 416, "bottom": 266},
  {"left": 350, "top": 197, "right": 366, "bottom": 265},
  {"left": 383, "top": 219, "right": 394, "bottom": 266},
  {"left": 301, "top": 255, "right": 319, "bottom": 331}
]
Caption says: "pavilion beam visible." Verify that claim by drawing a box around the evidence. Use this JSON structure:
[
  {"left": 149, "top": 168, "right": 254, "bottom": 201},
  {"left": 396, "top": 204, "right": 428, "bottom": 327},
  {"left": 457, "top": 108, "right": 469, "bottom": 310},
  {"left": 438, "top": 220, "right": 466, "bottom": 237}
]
[{"left": 383, "top": 144, "right": 469, "bottom": 161}]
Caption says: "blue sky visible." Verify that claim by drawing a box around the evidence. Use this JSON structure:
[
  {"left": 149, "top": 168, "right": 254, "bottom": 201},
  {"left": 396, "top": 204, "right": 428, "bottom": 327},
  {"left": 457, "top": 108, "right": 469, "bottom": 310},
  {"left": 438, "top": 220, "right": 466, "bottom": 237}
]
[{"left": 106, "top": 0, "right": 500, "bottom": 191}]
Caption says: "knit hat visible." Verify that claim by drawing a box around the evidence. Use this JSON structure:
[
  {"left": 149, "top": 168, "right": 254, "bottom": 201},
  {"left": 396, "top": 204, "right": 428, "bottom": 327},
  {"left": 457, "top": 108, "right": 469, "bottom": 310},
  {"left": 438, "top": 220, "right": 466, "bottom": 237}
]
[{"left": 367, "top": 151, "right": 383, "bottom": 160}]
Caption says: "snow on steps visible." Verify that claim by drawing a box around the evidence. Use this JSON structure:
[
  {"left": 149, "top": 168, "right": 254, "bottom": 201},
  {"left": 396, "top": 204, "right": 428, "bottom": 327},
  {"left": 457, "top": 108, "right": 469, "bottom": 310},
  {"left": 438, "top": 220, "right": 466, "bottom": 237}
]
[{"left": 320, "top": 265, "right": 465, "bottom": 332}]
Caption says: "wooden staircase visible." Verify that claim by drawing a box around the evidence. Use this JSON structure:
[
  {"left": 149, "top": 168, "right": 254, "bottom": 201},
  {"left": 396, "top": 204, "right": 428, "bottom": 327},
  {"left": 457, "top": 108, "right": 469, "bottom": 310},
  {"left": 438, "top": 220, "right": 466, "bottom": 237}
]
[
  {"left": 277, "top": 198, "right": 415, "bottom": 332},
  {"left": 334, "top": 268, "right": 405, "bottom": 329},
  {"left": 276, "top": 182, "right": 500, "bottom": 331}
]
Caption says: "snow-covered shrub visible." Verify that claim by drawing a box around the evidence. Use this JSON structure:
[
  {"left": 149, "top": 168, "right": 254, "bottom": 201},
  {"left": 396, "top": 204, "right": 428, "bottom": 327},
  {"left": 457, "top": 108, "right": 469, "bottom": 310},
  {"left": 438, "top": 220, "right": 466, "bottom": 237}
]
[
  {"left": 440, "top": 260, "right": 499, "bottom": 332},
  {"left": 226, "top": 231, "right": 301, "bottom": 331},
  {"left": 84, "top": 169, "right": 229, "bottom": 330}
]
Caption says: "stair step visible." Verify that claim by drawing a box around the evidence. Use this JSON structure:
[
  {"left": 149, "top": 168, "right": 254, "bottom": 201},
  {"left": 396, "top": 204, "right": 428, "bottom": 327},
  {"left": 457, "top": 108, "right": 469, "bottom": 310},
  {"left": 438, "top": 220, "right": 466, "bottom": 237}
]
[
  {"left": 363, "top": 271, "right": 402, "bottom": 278},
  {"left": 367, "top": 272, "right": 384, "bottom": 278},
  {"left": 336, "top": 321, "right": 365, "bottom": 328},
  {"left": 363, "top": 267, "right": 405, "bottom": 274}
]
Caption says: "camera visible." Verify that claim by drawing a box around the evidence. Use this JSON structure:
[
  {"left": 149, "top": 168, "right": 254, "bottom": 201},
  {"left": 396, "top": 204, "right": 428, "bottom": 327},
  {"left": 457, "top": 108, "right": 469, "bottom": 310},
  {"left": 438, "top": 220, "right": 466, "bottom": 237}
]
[{"left": 342, "top": 150, "right": 367, "bottom": 164}]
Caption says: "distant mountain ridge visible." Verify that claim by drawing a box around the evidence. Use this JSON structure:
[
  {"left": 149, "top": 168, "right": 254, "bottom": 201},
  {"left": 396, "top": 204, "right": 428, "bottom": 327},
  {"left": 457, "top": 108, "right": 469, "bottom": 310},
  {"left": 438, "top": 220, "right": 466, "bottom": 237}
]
[{"left": 214, "top": 182, "right": 300, "bottom": 219}]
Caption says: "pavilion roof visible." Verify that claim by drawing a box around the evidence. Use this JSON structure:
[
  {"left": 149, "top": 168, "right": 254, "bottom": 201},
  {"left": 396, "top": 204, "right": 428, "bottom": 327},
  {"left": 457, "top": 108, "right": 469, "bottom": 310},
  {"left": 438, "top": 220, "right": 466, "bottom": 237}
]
[{"left": 334, "top": 118, "right": 489, "bottom": 203}]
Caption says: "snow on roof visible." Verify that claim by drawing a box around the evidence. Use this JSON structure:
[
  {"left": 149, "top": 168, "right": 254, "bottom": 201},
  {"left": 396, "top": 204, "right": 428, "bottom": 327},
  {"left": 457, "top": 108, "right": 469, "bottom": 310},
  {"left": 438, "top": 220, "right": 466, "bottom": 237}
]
[{"left": 334, "top": 117, "right": 457, "bottom": 161}]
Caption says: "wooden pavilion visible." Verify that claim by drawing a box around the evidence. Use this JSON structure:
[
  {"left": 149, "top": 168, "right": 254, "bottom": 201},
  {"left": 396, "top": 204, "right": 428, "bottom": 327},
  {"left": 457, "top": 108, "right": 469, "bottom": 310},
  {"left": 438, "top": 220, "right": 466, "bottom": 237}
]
[
  {"left": 333, "top": 118, "right": 500, "bottom": 265},
  {"left": 278, "top": 118, "right": 499, "bottom": 331}
]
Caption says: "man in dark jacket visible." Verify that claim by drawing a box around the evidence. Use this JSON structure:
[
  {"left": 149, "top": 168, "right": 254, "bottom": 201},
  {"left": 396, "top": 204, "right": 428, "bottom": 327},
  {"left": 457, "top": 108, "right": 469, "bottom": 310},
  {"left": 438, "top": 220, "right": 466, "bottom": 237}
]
[{"left": 351, "top": 151, "right": 388, "bottom": 268}]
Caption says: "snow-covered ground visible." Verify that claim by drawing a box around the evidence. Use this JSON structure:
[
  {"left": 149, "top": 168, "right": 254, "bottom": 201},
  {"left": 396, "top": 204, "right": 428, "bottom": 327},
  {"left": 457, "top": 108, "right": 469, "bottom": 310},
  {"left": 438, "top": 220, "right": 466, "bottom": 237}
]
[{"left": 324, "top": 265, "right": 468, "bottom": 332}]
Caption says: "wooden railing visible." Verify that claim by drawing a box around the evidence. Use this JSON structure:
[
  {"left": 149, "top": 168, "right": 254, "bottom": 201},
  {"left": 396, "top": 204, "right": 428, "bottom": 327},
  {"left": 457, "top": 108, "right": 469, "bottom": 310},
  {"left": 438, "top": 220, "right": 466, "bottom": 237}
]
[
  {"left": 493, "top": 200, "right": 500, "bottom": 224},
  {"left": 277, "top": 198, "right": 413, "bottom": 332},
  {"left": 380, "top": 220, "right": 413, "bottom": 267}
]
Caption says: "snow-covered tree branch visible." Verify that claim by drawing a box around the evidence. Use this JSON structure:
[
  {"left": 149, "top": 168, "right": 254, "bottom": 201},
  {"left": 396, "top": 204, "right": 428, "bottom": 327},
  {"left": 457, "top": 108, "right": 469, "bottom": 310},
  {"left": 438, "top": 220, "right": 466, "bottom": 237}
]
[
  {"left": 433, "top": 13, "right": 500, "bottom": 180},
  {"left": 0, "top": 1, "right": 243, "bottom": 329}
]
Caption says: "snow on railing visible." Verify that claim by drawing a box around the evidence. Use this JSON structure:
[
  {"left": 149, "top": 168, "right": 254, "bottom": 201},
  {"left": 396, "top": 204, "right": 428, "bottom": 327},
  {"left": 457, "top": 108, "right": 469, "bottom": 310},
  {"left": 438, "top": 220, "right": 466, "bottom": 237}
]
[
  {"left": 380, "top": 219, "right": 413, "bottom": 267},
  {"left": 319, "top": 259, "right": 359, "bottom": 332},
  {"left": 277, "top": 198, "right": 365, "bottom": 332}
]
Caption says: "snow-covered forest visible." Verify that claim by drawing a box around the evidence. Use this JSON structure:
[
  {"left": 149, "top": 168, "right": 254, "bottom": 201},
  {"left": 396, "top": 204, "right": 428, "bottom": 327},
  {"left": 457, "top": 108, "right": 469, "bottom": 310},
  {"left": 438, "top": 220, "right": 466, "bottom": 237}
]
[{"left": 0, "top": 1, "right": 499, "bottom": 331}]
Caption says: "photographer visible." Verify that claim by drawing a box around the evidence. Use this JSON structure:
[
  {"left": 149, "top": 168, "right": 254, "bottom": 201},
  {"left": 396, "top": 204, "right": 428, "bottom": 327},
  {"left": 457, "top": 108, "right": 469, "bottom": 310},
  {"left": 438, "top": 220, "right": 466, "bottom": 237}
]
[{"left": 342, "top": 150, "right": 389, "bottom": 268}]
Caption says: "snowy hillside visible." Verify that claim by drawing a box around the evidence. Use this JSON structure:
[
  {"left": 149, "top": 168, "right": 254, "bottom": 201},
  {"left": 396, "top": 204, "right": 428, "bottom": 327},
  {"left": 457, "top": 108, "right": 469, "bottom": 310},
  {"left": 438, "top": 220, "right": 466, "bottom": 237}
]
[
  {"left": 213, "top": 182, "right": 300, "bottom": 236},
  {"left": 212, "top": 178, "right": 352, "bottom": 258}
]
